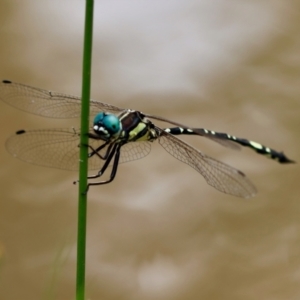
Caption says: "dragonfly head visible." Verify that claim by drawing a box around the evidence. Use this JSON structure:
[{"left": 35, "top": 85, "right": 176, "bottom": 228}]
[{"left": 93, "top": 112, "right": 122, "bottom": 139}]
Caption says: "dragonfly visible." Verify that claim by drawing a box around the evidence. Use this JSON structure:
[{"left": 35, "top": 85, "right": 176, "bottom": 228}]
[{"left": 0, "top": 80, "right": 294, "bottom": 198}]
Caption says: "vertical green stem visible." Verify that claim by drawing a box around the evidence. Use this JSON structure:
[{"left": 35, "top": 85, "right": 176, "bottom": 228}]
[{"left": 76, "top": 1, "right": 94, "bottom": 299}]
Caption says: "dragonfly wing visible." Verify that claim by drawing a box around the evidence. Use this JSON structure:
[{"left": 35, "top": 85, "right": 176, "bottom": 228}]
[
  {"left": 6, "top": 128, "right": 105, "bottom": 171},
  {"left": 118, "top": 142, "right": 152, "bottom": 164},
  {"left": 0, "top": 80, "right": 124, "bottom": 118},
  {"left": 6, "top": 128, "right": 152, "bottom": 171},
  {"left": 157, "top": 128, "right": 257, "bottom": 198}
]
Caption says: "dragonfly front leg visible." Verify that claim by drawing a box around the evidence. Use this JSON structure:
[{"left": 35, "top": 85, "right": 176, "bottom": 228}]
[
  {"left": 88, "top": 142, "right": 118, "bottom": 180},
  {"left": 87, "top": 143, "right": 121, "bottom": 187},
  {"left": 74, "top": 142, "right": 117, "bottom": 190},
  {"left": 87, "top": 141, "right": 114, "bottom": 160}
]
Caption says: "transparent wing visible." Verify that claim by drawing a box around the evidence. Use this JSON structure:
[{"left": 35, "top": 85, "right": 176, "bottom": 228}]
[
  {"left": 156, "top": 128, "right": 257, "bottom": 198},
  {"left": 0, "top": 80, "right": 124, "bottom": 118},
  {"left": 5, "top": 128, "right": 151, "bottom": 171}
]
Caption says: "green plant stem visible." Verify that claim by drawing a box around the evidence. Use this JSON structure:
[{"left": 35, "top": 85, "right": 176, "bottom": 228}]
[{"left": 76, "top": 1, "right": 94, "bottom": 299}]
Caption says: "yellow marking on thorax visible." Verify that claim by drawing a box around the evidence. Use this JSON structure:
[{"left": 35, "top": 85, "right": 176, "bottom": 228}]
[{"left": 128, "top": 122, "right": 149, "bottom": 141}]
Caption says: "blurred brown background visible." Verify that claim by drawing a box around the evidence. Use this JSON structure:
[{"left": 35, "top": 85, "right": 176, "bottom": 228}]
[{"left": 0, "top": 1, "right": 299, "bottom": 299}]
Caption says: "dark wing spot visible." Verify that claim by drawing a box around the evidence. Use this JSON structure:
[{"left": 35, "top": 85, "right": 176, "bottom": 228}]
[
  {"left": 16, "top": 130, "right": 26, "bottom": 135},
  {"left": 237, "top": 170, "right": 246, "bottom": 177}
]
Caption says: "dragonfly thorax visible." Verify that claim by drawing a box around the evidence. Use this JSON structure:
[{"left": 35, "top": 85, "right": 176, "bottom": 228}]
[
  {"left": 93, "top": 112, "right": 122, "bottom": 140},
  {"left": 119, "top": 110, "right": 159, "bottom": 142}
]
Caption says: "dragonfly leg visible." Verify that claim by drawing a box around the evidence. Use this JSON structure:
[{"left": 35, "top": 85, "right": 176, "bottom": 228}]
[
  {"left": 88, "top": 142, "right": 119, "bottom": 180},
  {"left": 74, "top": 142, "right": 119, "bottom": 190},
  {"left": 73, "top": 142, "right": 117, "bottom": 187},
  {"left": 87, "top": 143, "right": 121, "bottom": 186},
  {"left": 87, "top": 141, "right": 114, "bottom": 160}
]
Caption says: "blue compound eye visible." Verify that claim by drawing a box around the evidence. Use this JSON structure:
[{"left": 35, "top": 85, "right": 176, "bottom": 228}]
[
  {"left": 93, "top": 112, "right": 121, "bottom": 136},
  {"left": 93, "top": 112, "right": 105, "bottom": 125},
  {"left": 102, "top": 114, "right": 121, "bottom": 134}
]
